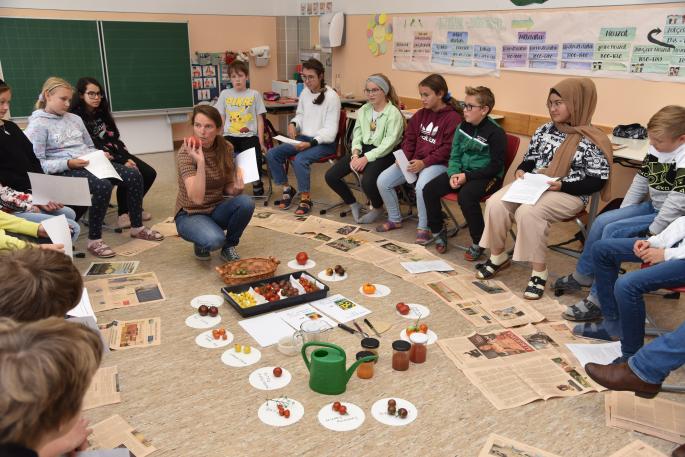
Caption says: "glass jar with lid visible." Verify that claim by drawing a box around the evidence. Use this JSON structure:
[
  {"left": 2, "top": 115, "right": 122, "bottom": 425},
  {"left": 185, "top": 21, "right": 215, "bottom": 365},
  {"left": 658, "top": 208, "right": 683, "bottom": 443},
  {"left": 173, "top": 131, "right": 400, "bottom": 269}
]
[
  {"left": 392, "top": 340, "right": 411, "bottom": 371},
  {"left": 356, "top": 350, "right": 376, "bottom": 379},
  {"left": 409, "top": 332, "right": 428, "bottom": 364},
  {"left": 361, "top": 337, "right": 380, "bottom": 363}
]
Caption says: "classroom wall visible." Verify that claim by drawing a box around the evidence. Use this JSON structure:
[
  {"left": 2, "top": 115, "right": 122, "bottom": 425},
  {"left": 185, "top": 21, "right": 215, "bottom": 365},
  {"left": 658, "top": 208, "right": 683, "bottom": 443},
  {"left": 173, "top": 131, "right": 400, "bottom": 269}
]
[
  {"left": 0, "top": 8, "right": 278, "bottom": 141},
  {"left": 331, "top": 3, "right": 685, "bottom": 128}
]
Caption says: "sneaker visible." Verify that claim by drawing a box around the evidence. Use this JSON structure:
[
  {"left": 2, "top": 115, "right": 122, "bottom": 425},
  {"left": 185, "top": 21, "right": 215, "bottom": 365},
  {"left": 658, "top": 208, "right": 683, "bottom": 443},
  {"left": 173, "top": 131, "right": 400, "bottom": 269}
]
[
  {"left": 194, "top": 244, "right": 210, "bottom": 260},
  {"left": 464, "top": 244, "right": 485, "bottom": 262},
  {"left": 220, "top": 245, "right": 240, "bottom": 262}
]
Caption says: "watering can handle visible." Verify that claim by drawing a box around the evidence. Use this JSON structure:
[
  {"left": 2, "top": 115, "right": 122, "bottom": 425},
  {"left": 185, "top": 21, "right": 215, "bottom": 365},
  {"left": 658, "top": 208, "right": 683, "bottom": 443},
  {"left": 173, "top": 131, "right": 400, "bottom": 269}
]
[{"left": 301, "top": 341, "right": 344, "bottom": 370}]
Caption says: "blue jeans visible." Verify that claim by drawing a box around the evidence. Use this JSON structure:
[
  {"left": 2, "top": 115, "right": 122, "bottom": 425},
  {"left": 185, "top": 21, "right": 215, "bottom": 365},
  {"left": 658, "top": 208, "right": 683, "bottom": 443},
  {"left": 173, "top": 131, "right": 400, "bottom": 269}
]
[
  {"left": 15, "top": 206, "right": 81, "bottom": 243},
  {"left": 376, "top": 163, "right": 447, "bottom": 230},
  {"left": 630, "top": 319, "right": 685, "bottom": 384},
  {"left": 593, "top": 237, "right": 685, "bottom": 358},
  {"left": 175, "top": 195, "right": 255, "bottom": 251},
  {"left": 265, "top": 135, "right": 336, "bottom": 193}
]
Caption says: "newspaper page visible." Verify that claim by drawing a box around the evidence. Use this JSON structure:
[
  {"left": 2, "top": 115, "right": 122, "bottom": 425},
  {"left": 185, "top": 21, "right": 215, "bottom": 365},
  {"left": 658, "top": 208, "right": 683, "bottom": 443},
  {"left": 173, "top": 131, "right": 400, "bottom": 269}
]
[
  {"left": 150, "top": 216, "right": 178, "bottom": 237},
  {"left": 88, "top": 415, "right": 156, "bottom": 457},
  {"left": 426, "top": 274, "right": 510, "bottom": 306},
  {"left": 249, "top": 209, "right": 288, "bottom": 230},
  {"left": 606, "top": 391, "right": 685, "bottom": 443},
  {"left": 292, "top": 215, "right": 354, "bottom": 239},
  {"left": 115, "top": 239, "right": 159, "bottom": 257},
  {"left": 530, "top": 295, "right": 567, "bottom": 322},
  {"left": 98, "top": 318, "right": 161, "bottom": 351},
  {"left": 85, "top": 261, "right": 140, "bottom": 276},
  {"left": 82, "top": 366, "right": 122, "bottom": 410},
  {"left": 266, "top": 213, "right": 311, "bottom": 235},
  {"left": 85, "top": 272, "right": 166, "bottom": 312},
  {"left": 315, "top": 231, "right": 382, "bottom": 257},
  {"left": 450, "top": 294, "right": 546, "bottom": 328},
  {"left": 608, "top": 440, "right": 668, "bottom": 457},
  {"left": 478, "top": 433, "right": 563, "bottom": 457}
]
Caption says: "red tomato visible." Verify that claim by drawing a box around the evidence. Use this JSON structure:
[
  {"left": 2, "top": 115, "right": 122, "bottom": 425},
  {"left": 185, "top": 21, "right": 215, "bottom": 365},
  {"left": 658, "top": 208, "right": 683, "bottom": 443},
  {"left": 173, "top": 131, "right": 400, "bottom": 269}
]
[
  {"left": 283, "top": 409, "right": 291, "bottom": 418},
  {"left": 273, "top": 367, "right": 283, "bottom": 377},
  {"left": 338, "top": 405, "right": 347, "bottom": 415},
  {"left": 332, "top": 401, "right": 341, "bottom": 411},
  {"left": 296, "top": 252, "right": 309, "bottom": 265}
]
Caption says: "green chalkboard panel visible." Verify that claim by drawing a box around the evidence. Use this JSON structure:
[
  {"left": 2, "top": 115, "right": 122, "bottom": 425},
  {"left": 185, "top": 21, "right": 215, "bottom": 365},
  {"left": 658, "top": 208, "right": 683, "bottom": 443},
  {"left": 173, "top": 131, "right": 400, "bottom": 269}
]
[
  {"left": 101, "top": 21, "right": 193, "bottom": 112},
  {"left": 0, "top": 18, "right": 104, "bottom": 117}
]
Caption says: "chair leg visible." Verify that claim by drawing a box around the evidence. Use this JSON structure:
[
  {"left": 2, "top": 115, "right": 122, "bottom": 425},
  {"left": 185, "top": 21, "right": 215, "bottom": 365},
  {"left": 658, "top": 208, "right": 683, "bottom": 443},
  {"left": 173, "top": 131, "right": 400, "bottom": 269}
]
[
  {"left": 662, "top": 384, "right": 685, "bottom": 393},
  {"left": 440, "top": 200, "right": 461, "bottom": 238}
]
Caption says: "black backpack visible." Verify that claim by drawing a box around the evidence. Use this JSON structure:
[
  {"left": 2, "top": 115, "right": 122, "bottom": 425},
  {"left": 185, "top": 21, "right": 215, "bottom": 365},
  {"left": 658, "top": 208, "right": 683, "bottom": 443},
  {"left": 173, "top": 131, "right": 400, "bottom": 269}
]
[{"left": 612, "top": 123, "right": 647, "bottom": 140}]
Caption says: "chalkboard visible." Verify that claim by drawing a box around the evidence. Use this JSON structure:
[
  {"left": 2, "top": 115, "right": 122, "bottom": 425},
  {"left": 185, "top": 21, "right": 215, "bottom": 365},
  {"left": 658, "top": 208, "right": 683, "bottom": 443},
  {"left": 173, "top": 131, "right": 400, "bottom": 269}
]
[
  {"left": 0, "top": 18, "right": 104, "bottom": 117},
  {"left": 101, "top": 21, "right": 193, "bottom": 112}
]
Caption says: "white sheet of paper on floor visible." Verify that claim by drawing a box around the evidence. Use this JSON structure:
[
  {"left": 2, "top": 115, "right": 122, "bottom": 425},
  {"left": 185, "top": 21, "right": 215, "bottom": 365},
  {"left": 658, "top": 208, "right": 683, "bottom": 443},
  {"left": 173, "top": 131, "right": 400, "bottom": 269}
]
[
  {"left": 275, "top": 303, "right": 337, "bottom": 330},
  {"left": 310, "top": 294, "right": 372, "bottom": 324},
  {"left": 400, "top": 260, "right": 454, "bottom": 274},
  {"left": 76, "top": 449, "right": 130, "bottom": 457},
  {"left": 221, "top": 346, "right": 261, "bottom": 367},
  {"left": 248, "top": 366, "right": 292, "bottom": 390},
  {"left": 238, "top": 313, "right": 295, "bottom": 347},
  {"left": 318, "top": 402, "right": 366, "bottom": 432},
  {"left": 359, "top": 283, "right": 391, "bottom": 298},
  {"left": 393, "top": 149, "right": 417, "bottom": 184},
  {"left": 400, "top": 329, "right": 438, "bottom": 345},
  {"left": 371, "top": 398, "right": 418, "bottom": 426},
  {"left": 184, "top": 313, "right": 221, "bottom": 329},
  {"left": 79, "top": 150, "right": 122, "bottom": 180},
  {"left": 273, "top": 135, "right": 303, "bottom": 145},
  {"left": 190, "top": 295, "right": 224, "bottom": 309},
  {"left": 235, "top": 147, "right": 260, "bottom": 184},
  {"left": 258, "top": 397, "right": 304, "bottom": 427},
  {"left": 195, "top": 329, "right": 233, "bottom": 349},
  {"left": 566, "top": 341, "right": 622, "bottom": 367},
  {"left": 41, "top": 214, "right": 72, "bottom": 258},
  {"left": 28, "top": 172, "right": 92, "bottom": 206},
  {"left": 67, "top": 288, "right": 97, "bottom": 321}
]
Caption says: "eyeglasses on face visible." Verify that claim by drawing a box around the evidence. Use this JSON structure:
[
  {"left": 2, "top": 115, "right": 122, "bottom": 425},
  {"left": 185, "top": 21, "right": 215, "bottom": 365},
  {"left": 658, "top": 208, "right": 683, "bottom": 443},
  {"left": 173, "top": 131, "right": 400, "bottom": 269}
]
[
  {"left": 461, "top": 102, "right": 484, "bottom": 111},
  {"left": 364, "top": 88, "right": 382, "bottom": 95},
  {"left": 85, "top": 91, "right": 102, "bottom": 98},
  {"left": 300, "top": 74, "right": 318, "bottom": 81},
  {"left": 546, "top": 100, "right": 565, "bottom": 109}
]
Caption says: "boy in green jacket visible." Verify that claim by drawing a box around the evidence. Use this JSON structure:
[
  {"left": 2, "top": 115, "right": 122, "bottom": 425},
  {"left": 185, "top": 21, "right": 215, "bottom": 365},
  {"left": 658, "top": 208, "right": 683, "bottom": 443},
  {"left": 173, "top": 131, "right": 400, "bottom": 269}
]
[{"left": 422, "top": 86, "right": 506, "bottom": 260}]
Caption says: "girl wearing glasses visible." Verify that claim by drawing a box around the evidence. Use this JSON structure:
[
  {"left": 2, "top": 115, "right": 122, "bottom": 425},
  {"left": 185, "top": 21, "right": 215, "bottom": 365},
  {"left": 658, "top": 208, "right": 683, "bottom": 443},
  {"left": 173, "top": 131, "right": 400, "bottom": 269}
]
[
  {"left": 324, "top": 74, "right": 404, "bottom": 222},
  {"left": 70, "top": 77, "right": 157, "bottom": 230},
  {"left": 475, "top": 78, "right": 612, "bottom": 300},
  {"left": 266, "top": 58, "right": 341, "bottom": 215},
  {"left": 375, "top": 73, "right": 462, "bottom": 243}
]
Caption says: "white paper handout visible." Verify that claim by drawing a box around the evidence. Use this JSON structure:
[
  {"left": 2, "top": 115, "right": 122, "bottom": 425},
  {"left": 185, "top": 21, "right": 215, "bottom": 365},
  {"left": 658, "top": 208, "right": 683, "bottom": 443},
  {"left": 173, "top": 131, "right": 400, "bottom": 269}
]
[
  {"left": 393, "top": 149, "right": 417, "bottom": 184},
  {"left": 41, "top": 214, "right": 73, "bottom": 258},
  {"left": 273, "top": 135, "right": 302, "bottom": 145},
  {"left": 79, "top": 150, "right": 122, "bottom": 180},
  {"left": 400, "top": 260, "right": 455, "bottom": 274},
  {"left": 67, "top": 288, "right": 97, "bottom": 322},
  {"left": 276, "top": 304, "right": 337, "bottom": 330},
  {"left": 310, "top": 294, "right": 371, "bottom": 323},
  {"left": 28, "top": 172, "right": 92, "bottom": 206},
  {"left": 566, "top": 341, "right": 622, "bottom": 367},
  {"left": 238, "top": 313, "right": 295, "bottom": 347},
  {"left": 502, "top": 173, "right": 556, "bottom": 205},
  {"left": 235, "top": 147, "right": 260, "bottom": 184}
]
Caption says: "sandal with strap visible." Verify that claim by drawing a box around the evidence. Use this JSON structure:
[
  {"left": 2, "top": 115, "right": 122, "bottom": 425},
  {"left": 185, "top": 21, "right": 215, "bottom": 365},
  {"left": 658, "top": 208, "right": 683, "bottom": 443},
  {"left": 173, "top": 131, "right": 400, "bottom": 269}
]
[
  {"left": 415, "top": 229, "right": 432, "bottom": 245},
  {"left": 434, "top": 229, "right": 448, "bottom": 254},
  {"left": 87, "top": 240, "right": 116, "bottom": 258},
  {"left": 276, "top": 186, "right": 297, "bottom": 210},
  {"left": 561, "top": 298, "right": 603, "bottom": 322},
  {"left": 523, "top": 275, "right": 547, "bottom": 300},
  {"left": 375, "top": 220, "right": 402, "bottom": 232},
  {"left": 294, "top": 199, "right": 313, "bottom": 215},
  {"left": 475, "top": 257, "right": 511, "bottom": 279},
  {"left": 553, "top": 274, "right": 586, "bottom": 293},
  {"left": 464, "top": 244, "right": 485, "bottom": 262},
  {"left": 131, "top": 227, "right": 165, "bottom": 242}
]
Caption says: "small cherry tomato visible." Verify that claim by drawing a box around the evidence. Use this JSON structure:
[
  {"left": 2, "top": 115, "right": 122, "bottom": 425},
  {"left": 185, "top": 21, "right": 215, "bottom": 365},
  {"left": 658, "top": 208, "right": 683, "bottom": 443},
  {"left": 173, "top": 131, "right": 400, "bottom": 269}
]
[{"left": 332, "top": 401, "right": 341, "bottom": 411}]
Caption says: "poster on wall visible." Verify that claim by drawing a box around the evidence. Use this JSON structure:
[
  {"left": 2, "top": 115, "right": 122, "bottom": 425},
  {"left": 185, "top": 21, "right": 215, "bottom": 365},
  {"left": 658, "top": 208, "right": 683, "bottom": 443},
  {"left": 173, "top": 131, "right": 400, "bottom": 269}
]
[
  {"left": 300, "top": 1, "right": 333, "bottom": 16},
  {"left": 192, "top": 64, "right": 220, "bottom": 105},
  {"left": 391, "top": 6, "right": 685, "bottom": 82}
]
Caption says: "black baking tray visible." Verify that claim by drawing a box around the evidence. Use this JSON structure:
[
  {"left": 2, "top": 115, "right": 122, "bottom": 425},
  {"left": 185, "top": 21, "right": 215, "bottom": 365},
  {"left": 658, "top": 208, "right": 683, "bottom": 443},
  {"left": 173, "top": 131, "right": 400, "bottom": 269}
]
[{"left": 221, "top": 271, "right": 329, "bottom": 317}]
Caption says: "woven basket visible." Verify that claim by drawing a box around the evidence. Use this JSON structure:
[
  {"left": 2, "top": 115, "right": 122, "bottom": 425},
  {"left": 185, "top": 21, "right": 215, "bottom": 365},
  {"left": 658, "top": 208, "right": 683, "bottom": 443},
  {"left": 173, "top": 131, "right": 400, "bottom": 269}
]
[{"left": 215, "top": 257, "right": 280, "bottom": 285}]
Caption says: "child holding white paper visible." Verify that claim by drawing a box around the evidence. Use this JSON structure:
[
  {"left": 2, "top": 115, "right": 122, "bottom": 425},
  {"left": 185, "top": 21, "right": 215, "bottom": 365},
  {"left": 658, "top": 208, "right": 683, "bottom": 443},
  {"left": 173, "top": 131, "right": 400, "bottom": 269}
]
[
  {"left": 214, "top": 60, "right": 267, "bottom": 196},
  {"left": 0, "top": 211, "right": 63, "bottom": 252},
  {"left": 0, "top": 79, "right": 80, "bottom": 242},
  {"left": 25, "top": 77, "right": 163, "bottom": 258}
]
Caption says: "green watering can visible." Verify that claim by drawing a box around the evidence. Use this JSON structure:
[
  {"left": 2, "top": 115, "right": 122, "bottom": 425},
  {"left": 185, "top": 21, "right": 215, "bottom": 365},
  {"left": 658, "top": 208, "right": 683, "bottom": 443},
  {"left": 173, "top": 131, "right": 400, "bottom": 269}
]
[{"left": 301, "top": 342, "right": 378, "bottom": 395}]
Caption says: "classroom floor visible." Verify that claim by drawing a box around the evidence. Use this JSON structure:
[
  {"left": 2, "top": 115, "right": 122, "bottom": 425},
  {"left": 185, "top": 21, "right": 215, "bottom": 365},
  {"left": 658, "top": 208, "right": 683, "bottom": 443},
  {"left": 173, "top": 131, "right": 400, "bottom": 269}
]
[{"left": 75, "top": 151, "right": 685, "bottom": 457}]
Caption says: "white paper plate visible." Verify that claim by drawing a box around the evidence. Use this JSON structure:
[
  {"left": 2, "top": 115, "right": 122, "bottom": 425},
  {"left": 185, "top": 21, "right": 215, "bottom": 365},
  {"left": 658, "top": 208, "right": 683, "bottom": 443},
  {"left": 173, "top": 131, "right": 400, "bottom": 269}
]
[
  {"left": 190, "top": 294, "right": 224, "bottom": 309},
  {"left": 371, "top": 397, "right": 418, "bottom": 426},
  {"left": 195, "top": 329, "right": 234, "bottom": 349},
  {"left": 287, "top": 259, "right": 316, "bottom": 270},
  {"left": 317, "top": 270, "right": 348, "bottom": 282},
  {"left": 248, "top": 366, "right": 292, "bottom": 390},
  {"left": 258, "top": 397, "right": 304, "bottom": 427},
  {"left": 359, "top": 284, "right": 391, "bottom": 298},
  {"left": 185, "top": 313, "right": 221, "bottom": 329},
  {"left": 318, "top": 402, "right": 365, "bottom": 432},
  {"left": 400, "top": 329, "right": 438, "bottom": 345},
  {"left": 221, "top": 346, "right": 262, "bottom": 367},
  {"left": 396, "top": 303, "right": 430, "bottom": 320}
]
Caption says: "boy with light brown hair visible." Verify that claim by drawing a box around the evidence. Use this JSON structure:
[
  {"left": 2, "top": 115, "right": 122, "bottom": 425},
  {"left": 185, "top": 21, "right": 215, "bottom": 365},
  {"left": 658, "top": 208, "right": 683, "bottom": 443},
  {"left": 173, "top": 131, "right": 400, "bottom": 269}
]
[{"left": 0, "top": 317, "right": 103, "bottom": 456}]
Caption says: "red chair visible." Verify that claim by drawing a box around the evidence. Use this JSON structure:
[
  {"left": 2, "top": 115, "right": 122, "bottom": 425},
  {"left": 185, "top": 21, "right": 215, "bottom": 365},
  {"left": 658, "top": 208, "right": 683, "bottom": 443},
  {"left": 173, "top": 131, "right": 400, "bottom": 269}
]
[{"left": 440, "top": 133, "right": 520, "bottom": 239}]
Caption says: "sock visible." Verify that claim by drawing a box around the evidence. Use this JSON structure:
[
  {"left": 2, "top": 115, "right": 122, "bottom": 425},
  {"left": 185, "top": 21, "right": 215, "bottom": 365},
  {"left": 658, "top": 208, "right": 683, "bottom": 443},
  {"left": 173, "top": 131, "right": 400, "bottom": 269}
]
[
  {"left": 349, "top": 202, "right": 362, "bottom": 222},
  {"left": 532, "top": 269, "right": 548, "bottom": 281},
  {"left": 490, "top": 251, "right": 509, "bottom": 266},
  {"left": 359, "top": 208, "right": 384, "bottom": 224},
  {"left": 571, "top": 271, "right": 593, "bottom": 286}
]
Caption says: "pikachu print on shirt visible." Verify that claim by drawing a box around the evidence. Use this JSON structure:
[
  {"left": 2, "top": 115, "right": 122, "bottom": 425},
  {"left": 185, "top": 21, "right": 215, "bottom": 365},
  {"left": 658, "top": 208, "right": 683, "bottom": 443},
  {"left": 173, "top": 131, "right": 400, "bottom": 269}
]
[{"left": 225, "top": 95, "right": 255, "bottom": 134}]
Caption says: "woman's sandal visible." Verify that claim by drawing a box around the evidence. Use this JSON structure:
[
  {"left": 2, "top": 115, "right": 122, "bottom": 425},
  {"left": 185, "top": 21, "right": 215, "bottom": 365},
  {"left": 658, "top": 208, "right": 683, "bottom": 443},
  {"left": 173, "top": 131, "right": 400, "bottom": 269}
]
[
  {"left": 375, "top": 220, "right": 402, "bottom": 232},
  {"left": 87, "top": 240, "right": 116, "bottom": 258},
  {"left": 475, "top": 257, "right": 511, "bottom": 279},
  {"left": 523, "top": 275, "right": 546, "bottom": 300},
  {"left": 131, "top": 227, "right": 165, "bottom": 242},
  {"left": 434, "top": 230, "right": 448, "bottom": 254},
  {"left": 277, "top": 187, "right": 297, "bottom": 210},
  {"left": 294, "top": 199, "right": 313, "bottom": 215},
  {"left": 561, "top": 299, "right": 603, "bottom": 322}
]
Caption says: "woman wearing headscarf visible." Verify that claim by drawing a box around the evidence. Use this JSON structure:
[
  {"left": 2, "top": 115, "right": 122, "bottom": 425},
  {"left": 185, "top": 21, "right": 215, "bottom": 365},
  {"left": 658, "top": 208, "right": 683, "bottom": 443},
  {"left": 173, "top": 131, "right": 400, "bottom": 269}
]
[{"left": 474, "top": 78, "right": 613, "bottom": 300}]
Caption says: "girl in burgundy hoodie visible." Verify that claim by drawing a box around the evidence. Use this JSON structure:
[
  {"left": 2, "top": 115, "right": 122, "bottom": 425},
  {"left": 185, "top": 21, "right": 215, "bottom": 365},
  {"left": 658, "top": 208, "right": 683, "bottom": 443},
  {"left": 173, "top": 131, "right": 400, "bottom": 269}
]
[{"left": 374, "top": 74, "right": 462, "bottom": 243}]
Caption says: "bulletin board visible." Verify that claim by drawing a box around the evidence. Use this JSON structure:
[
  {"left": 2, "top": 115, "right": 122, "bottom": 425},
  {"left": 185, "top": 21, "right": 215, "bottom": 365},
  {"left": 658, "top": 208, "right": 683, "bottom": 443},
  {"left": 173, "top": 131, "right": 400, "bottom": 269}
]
[{"left": 392, "top": 6, "right": 685, "bottom": 82}]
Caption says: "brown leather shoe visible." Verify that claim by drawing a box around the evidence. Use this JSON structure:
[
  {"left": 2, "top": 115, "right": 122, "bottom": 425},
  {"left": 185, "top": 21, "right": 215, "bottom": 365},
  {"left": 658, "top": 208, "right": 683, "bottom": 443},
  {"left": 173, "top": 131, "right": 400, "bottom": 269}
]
[
  {"left": 585, "top": 362, "right": 661, "bottom": 398},
  {"left": 673, "top": 443, "right": 685, "bottom": 457}
]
